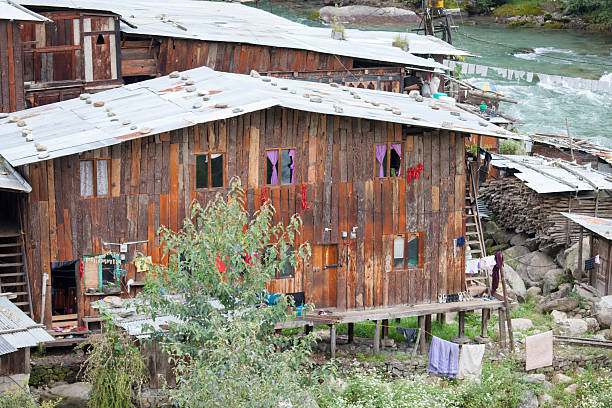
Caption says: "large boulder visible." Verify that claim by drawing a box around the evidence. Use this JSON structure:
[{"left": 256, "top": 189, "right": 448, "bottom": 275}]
[
  {"left": 551, "top": 310, "right": 568, "bottom": 323},
  {"left": 536, "top": 297, "right": 580, "bottom": 313},
  {"left": 518, "top": 390, "right": 538, "bottom": 408},
  {"left": 516, "top": 251, "right": 557, "bottom": 287},
  {"left": 512, "top": 318, "right": 533, "bottom": 331},
  {"left": 552, "top": 373, "right": 572, "bottom": 384},
  {"left": 592, "top": 296, "right": 612, "bottom": 329},
  {"left": 319, "top": 6, "right": 420, "bottom": 24},
  {"left": 41, "top": 382, "right": 91, "bottom": 406},
  {"left": 483, "top": 220, "right": 501, "bottom": 235},
  {"left": 493, "top": 230, "right": 515, "bottom": 246},
  {"left": 585, "top": 317, "right": 600, "bottom": 332},
  {"left": 510, "top": 233, "right": 530, "bottom": 247},
  {"left": 525, "top": 286, "right": 542, "bottom": 303},
  {"left": 558, "top": 318, "right": 588, "bottom": 336},
  {"left": 503, "top": 245, "right": 531, "bottom": 270},
  {"left": 503, "top": 264, "right": 526, "bottom": 301},
  {"left": 542, "top": 268, "right": 568, "bottom": 295},
  {"left": 562, "top": 237, "right": 591, "bottom": 279}
]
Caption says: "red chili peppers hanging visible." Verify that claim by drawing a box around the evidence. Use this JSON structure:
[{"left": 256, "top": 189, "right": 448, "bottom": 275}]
[
  {"left": 301, "top": 183, "right": 308, "bottom": 211},
  {"left": 407, "top": 163, "right": 423, "bottom": 184},
  {"left": 261, "top": 187, "right": 269, "bottom": 206}
]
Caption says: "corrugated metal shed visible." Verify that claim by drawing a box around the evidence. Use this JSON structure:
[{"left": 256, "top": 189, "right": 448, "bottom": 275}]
[
  {"left": 0, "top": 154, "right": 32, "bottom": 192},
  {"left": 0, "top": 0, "right": 49, "bottom": 22},
  {"left": 17, "top": 0, "right": 469, "bottom": 70},
  {"left": 491, "top": 154, "right": 612, "bottom": 194},
  {"left": 0, "top": 296, "right": 53, "bottom": 355},
  {"left": 0, "top": 66, "right": 523, "bottom": 167},
  {"left": 561, "top": 212, "right": 612, "bottom": 241}
]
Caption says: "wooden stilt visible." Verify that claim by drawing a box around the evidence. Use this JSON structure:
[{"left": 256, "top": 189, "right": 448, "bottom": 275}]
[
  {"left": 330, "top": 323, "right": 336, "bottom": 359},
  {"left": 577, "top": 227, "right": 584, "bottom": 283},
  {"left": 373, "top": 320, "right": 381, "bottom": 353},
  {"left": 498, "top": 307, "right": 506, "bottom": 348},
  {"left": 382, "top": 319, "right": 389, "bottom": 339},
  {"left": 437, "top": 313, "right": 445, "bottom": 324},
  {"left": 458, "top": 311, "right": 465, "bottom": 337},
  {"left": 499, "top": 264, "right": 514, "bottom": 353},
  {"left": 418, "top": 315, "right": 426, "bottom": 355},
  {"left": 347, "top": 322, "right": 354, "bottom": 344},
  {"left": 425, "top": 315, "right": 432, "bottom": 342},
  {"left": 481, "top": 309, "right": 489, "bottom": 338}
]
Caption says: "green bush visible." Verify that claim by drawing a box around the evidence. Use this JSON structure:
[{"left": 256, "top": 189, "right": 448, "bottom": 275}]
[
  {"left": 493, "top": 3, "right": 543, "bottom": 17},
  {"left": 499, "top": 139, "right": 522, "bottom": 154},
  {"left": 0, "top": 390, "right": 59, "bottom": 408},
  {"left": 565, "top": 0, "right": 608, "bottom": 13}
]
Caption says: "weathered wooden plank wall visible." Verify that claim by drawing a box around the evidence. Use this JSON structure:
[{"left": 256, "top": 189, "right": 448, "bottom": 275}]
[
  {"left": 21, "top": 107, "right": 465, "bottom": 323},
  {"left": 0, "top": 20, "right": 25, "bottom": 112}
]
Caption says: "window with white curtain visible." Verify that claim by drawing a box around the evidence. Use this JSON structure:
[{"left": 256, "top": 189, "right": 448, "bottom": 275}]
[{"left": 80, "top": 158, "right": 110, "bottom": 197}]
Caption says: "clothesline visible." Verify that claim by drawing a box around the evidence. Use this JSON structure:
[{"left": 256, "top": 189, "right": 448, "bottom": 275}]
[{"left": 443, "top": 60, "right": 612, "bottom": 93}]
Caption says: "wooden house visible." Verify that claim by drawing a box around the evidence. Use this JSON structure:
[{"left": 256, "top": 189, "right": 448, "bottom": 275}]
[
  {"left": 562, "top": 213, "right": 612, "bottom": 297},
  {"left": 0, "top": 66, "right": 519, "bottom": 349},
  {"left": 6, "top": 0, "right": 468, "bottom": 112}
]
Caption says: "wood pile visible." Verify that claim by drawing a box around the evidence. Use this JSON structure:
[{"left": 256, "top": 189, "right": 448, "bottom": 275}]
[{"left": 480, "top": 176, "right": 612, "bottom": 247}]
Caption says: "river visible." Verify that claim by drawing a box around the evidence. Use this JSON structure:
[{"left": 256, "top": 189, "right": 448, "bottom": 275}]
[{"left": 248, "top": 1, "right": 612, "bottom": 145}]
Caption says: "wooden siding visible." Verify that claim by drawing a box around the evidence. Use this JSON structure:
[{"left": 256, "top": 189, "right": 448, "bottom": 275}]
[
  {"left": 0, "top": 20, "right": 25, "bottom": 112},
  {"left": 593, "top": 236, "right": 612, "bottom": 296},
  {"left": 21, "top": 108, "right": 465, "bottom": 324}
]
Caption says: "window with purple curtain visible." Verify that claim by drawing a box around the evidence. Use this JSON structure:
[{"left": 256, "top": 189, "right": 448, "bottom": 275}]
[
  {"left": 375, "top": 144, "right": 387, "bottom": 178},
  {"left": 390, "top": 143, "right": 402, "bottom": 177},
  {"left": 281, "top": 149, "right": 295, "bottom": 185},
  {"left": 266, "top": 150, "right": 279, "bottom": 185}
]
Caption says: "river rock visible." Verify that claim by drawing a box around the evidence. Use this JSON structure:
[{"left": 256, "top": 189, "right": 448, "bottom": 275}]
[
  {"left": 542, "top": 268, "right": 567, "bottom": 295},
  {"left": 564, "top": 383, "right": 578, "bottom": 394},
  {"left": 552, "top": 283, "right": 573, "bottom": 300},
  {"left": 523, "top": 373, "right": 546, "bottom": 384},
  {"left": 42, "top": 382, "right": 91, "bottom": 406},
  {"left": 516, "top": 251, "right": 556, "bottom": 287},
  {"left": 526, "top": 286, "right": 542, "bottom": 303},
  {"left": 536, "top": 297, "right": 579, "bottom": 313},
  {"left": 558, "top": 318, "right": 588, "bottom": 336},
  {"left": 592, "top": 296, "right": 612, "bottom": 328},
  {"left": 562, "top": 237, "right": 590, "bottom": 279},
  {"left": 319, "top": 6, "right": 419, "bottom": 24},
  {"left": 585, "top": 317, "right": 600, "bottom": 332},
  {"left": 512, "top": 318, "right": 533, "bottom": 331},
  {"left": 553, "top": 373, "right": 572, "bottom": 384},
  {"left": 503, "top": 245, "right": 530, "bottom": 270},
  {"left": 551, "top": 310, "right": 568, "bottom": 323},
  {"left": 503, "top": 264, "right": 526, "bottom": 301}
]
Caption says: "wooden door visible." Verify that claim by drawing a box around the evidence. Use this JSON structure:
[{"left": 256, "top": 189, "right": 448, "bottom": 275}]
[{"left": 311, "top": 244, "right": 338, "bottom": 309}]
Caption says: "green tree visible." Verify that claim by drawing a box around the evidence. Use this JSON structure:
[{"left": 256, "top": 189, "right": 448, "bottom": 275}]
[{"left": 141, "top": 179, "right": 320, "bottom": 407}]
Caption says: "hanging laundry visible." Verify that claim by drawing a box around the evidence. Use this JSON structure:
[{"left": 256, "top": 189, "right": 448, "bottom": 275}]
[
  {"left": 466, "top": 259, "right": 480, "bottom": 275},
  {"left": 475, "top": 64, "right": 488, "bottom": 76},
  {"left": 526, "top": 72, "right": 534, "bottom": 82},
  {"left": 457, "top": 344, "right": 485, "bottom": 380},
  {"left": 479, "top": 255, "right": 496, "bottom": 271},
  {"left": 396, "top": 327, "right": 419, "bottom": 345},
  {"left": 515, "top": 71, "right": 526, "bottom": 81},
  {"left": 526, "top": 331, "right": 553, "bottom": 370},
  {"left": 467, "top": 63, "right": 476, "bottom": 75},
  {"left": 585, "top": 258, "right": 595, "bottom": 271},
  {"left": 456, "top": 236, "right": 465, "bottom": 247},
  {"left": 427, "top": 336, "right": 460, "bottom": 378},
  {"left": 595, "top": 255, "right": 600, "bottom": 264},
  {"left": 461, "top": 62, "right": 469, "bottom": 74},
  {"left": 491, "top": 251, "right": 503, "bottom": 294}
]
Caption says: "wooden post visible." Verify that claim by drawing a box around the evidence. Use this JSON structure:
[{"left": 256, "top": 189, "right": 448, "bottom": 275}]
[
  {"left": 425, "top": 315, "right": 432, "bottom": 342},
  {"left": 499, "top": 263, "right": 514, "bottom": 352},
  {"left": 498, "top": 308, "right": 506, "bottom": 348},
  {"left": 347, "top": 322, "right": 354, "bottom": 344},
  {"left": 577, "top": 227, "right": 584, "bottom": 283},
  {"left": 330, "top": 323, "right": 336, "bottom": 359},
  {"left": 481, "top": 309, "right": 489, "bottom": 338},
  {"left": 418, "top": 315, "right": 426, "bottom": 355},
  {"left": 437, "top": 313, "right": 445, "bottom": 324},
  {"left": 373, "top": 320, "right": 381, "bottom": 353},
  {"left": 382, "top": 319, "right": 389, "bottom": 339},
  {"left": 458, "top": 311, "right": 465, "bottom": 338},
  {"left": 589, "top": 232, "right": 594, "bottom": 286},
  {"left": 395, "top": 318, "right": 401, "bottom": 323}
]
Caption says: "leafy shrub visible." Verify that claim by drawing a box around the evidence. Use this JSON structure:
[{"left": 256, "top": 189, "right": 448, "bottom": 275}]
[
  {"left": 565, "top": 0, "right": 608, "bottom": 13},
  {"left": 493, "top": 3, "right": 544, "bottom": 17},
  {"left": 0, "top": 390, "right": 59, "bottom": 408},
  {"left": 78, "top": 323, "right": 148, "bottom": 408},
  {"left": 499, "top": 139, "right": 522, "bottom": 154},
  {"left": 392, "top": 34, "right": 409, "bottom": 49}
]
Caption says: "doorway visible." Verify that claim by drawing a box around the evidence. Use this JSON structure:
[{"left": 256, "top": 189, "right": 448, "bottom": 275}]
[
  {"left": 311, "top": 245, "right": 339, "bottom": 309},
  {"left": 50, "top": 260, "right": 78, "bottom": 328}
]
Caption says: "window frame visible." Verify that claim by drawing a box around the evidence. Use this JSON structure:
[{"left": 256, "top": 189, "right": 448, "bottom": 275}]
[
  {"left": 265, "top": 147, "right": 296, "bottom": 187},
  {"left": 392, "top": 232, "right": 423, "bottom": 270},
  {"left": 374, "top": 142, "right": 404, "bottom": 179},
  {"left": 195, "top": 151, "right": 226, "bottom": 190},
  {"left": 79, "top": 157, "right": 111, "bottom": 198}
]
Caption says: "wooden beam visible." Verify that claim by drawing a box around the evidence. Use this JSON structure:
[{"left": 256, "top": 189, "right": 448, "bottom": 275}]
[
  {"left": 578, "top": 226, "right": 584, "bottom": 282},
  {"left": 481, "top": 309, "right": 489, "bottom": 338},
  {"left": 498, "top": 308, "right": 506, "bottom": 348},
  {"left": 425, "top": 314, "right": 432, "bottom": 342},
  {"left": 373, "top": 320, "right": 381, "bottom": 353},
  {"left": 418, "top": 315, "right": 426, "bottom": 355},
  {"left": 330, "top": 323, "right": 336, "bottom": 359},
  {"left": 347, "top": 322, "right": 354, "bottom": 344}
]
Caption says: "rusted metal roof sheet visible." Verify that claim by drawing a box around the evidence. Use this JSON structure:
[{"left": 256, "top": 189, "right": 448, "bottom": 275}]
[
  {"left": 561, "top": 213, "right": 612, "bottom": 241},
  {"left": 0, "top": 66, "right": 522, "bottom": 167},
  {"left": 0, "top": 0, "right": 49, "bottom": 22},
  {"left": 0, "top": 296, "right": 53, "bottom": 354},
  {"left": 491, "top": 154, "right": 612, "bottom": 194},
  {"left": 0, "top": 154, "right": 32, "bottom": 192},
  {"left": 17, "top": 0, "right": 469, "bottom": 68}
]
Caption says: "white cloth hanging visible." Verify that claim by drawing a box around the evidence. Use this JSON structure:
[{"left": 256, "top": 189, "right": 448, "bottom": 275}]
[
  {"left": 457, "top": 344, "right": 485, "bottom": 380},
  {"left": 526, "top": 72, "right": 534, "bottom": 82}
]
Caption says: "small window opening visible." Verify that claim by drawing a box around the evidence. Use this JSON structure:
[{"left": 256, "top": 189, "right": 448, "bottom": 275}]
[
  {"left": 96, "top": 34, "right": 105, "bottom": 45},
  {"left": 375, "top": 143, "right": 403, "bottom": 178},
  {"left": 278, "top": 246, "right": 294, "bottom": 278},
  {"left": 80, "top": 158, "right": 110, "bottom": 197},
  {"left": 406, "top": 235, "right": 419, "bottom": 268},
  {"left": 266, "top": 148, "right": 295, "bottom": 185},
  {"left": 195, "top": 153, "right": 224, "bottom": 189},
  {"left": 393, "top": 236, "right": 404, "bottom": 269}
]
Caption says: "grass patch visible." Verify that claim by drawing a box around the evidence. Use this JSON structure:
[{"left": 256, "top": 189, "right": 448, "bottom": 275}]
[{"left": 493, "top": 3, "right": 543, "bottom": 17}]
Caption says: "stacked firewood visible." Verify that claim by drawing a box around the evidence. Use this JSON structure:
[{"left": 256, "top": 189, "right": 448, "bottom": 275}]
[{"left": 480, "top": 177, "right": 612, "bottom": 247}]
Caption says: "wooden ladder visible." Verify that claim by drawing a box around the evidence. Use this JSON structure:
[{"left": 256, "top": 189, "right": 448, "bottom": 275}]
[
  {"left": 0, "top": 231, "right": 33, "bottom": 315},
  {"left": 465, "top": 161, "right": 489, "bottom": 291}
]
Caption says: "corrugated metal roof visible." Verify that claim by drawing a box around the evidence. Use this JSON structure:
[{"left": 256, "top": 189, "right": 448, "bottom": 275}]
[
  {"left": 0, "top": 296, "right": 53, "bottom": 354},
  {"left": 561, "top": 212, "right": 612, "bottom": 240},
  {"left": 115, "top": 315, "right": 182, "bottom": 338},
  {"left": 491, "top": 154, "right": 612, "bottom": 194},
  {"left": 17, "top": 0, "right": 469, "bottom": 70},
  {"left": 0, "top": 154, "right": 32, "bottom": 192},
  {"left": 0, "top": 0, "right": 49, "bottom": 21},
  {"left": 0, "top": 66, "right": 523, "bottom": 167}
]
